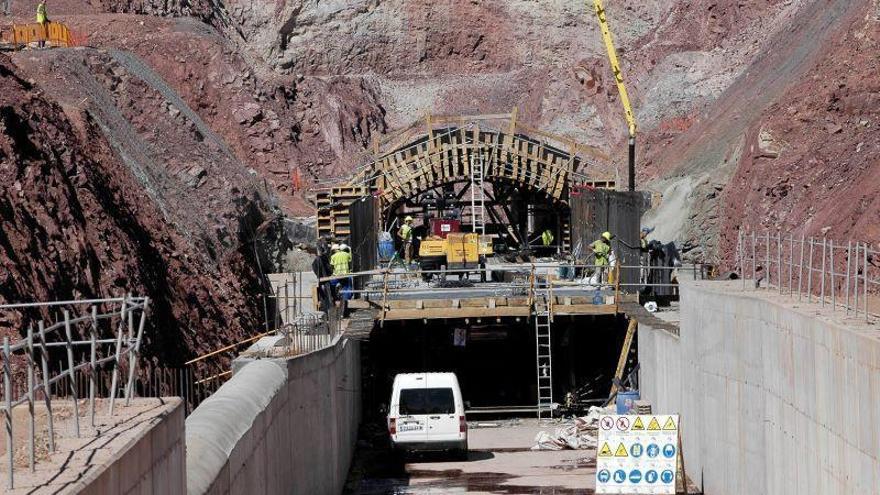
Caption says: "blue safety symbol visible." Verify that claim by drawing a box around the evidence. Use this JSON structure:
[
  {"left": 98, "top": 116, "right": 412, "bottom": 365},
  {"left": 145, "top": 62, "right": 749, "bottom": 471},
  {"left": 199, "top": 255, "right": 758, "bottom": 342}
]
[
  {"left": 645, "top": 470, "right": 659, "bottom": 484},
  {"left": 646, "top": 443, "right": 660, "bottom": 458},
  {"left": 597, "top": 469, "right": 611, "bottom": 483},
  {"left": 613, "top": 470, "right": 627, "bottom": 483},
  {"left": 629, "top": 469, "right": 643, "bottom": 483},
  {"left": 630, "top": 442, "right": 643, "bottom": 457},
  {"left": 663, "top": 443, "right": 676, "bottom": 458},
  {"left": 661, "top": 470, "right": 675, "bottom": 484}
]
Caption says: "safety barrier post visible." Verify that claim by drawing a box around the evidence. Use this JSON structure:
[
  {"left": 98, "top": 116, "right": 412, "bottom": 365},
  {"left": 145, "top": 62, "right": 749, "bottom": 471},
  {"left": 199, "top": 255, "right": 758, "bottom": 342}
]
[
  {"left": 807, "top": 238, "right": 814, "bottom": 302},
  {"left": 765, "top": 232, "right": 771, "bottom": 288},
  {"left": 854, "top": 243, "right": 860, "bottom": 315},
  {"left": 830, "top": 241, "right": 836, "bottom": 311},
  {"left": 820, "top": 238, "right": 827, "bottom": 307},
  {"left": 845, "top": 241, "right": 852, "bottom": 314},
  {"left": 26, "top": 325, "right": 35, "bottom": 472},
  {"left": 63, "top": 310, "right": 81, "bottom": 437},
  {"left": 90, "top": 306, "right": 97, "bottom": 427},
  {"left": 38, "top": 321, "right": 55, "bottom": 452},
  {"left": 798, "top": 234, "right": 805, "bottom": 301},
  {"left": 788, "top": 235, "right": 794, "bottom": 294},
  {"left": 777, "top": 234, "right": 782, "bottom": 294},
  {"left": 4, "top": 336, "right": 13, "bottom": 489},
  {"left": 864, "top": 245, "right": 869, "bottom": 321}
]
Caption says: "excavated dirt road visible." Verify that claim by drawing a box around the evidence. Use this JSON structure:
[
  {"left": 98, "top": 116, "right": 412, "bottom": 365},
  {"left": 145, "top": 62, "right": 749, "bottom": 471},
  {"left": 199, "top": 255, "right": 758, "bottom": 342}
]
[{"left": 345, "top": 420, "right": 599, "bottom": 495}]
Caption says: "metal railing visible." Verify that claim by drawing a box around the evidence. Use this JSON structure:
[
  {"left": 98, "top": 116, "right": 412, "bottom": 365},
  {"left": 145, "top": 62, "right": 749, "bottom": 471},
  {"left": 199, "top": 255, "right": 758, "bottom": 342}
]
[
  {"left": 735, "top": 230, "right": 879, "bottom": 320},
  {"left": 0, "top": 296, "right": 149, "bottom": 489}
]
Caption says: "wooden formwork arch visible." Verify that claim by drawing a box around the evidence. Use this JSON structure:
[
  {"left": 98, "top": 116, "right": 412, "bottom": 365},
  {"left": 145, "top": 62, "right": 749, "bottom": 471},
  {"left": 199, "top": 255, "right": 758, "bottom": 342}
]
[{"left": 316, "top": 111, "right": 615, "bottom": 240}]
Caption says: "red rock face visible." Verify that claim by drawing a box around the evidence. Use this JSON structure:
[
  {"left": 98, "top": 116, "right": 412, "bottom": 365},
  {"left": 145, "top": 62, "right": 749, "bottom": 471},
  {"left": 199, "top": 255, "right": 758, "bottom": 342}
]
[
  {"left": 718, "top": 4, "right": 880, "bottom": 265},
  {"left": 0, "top": 52, "right": 272, "bottom": 370}
]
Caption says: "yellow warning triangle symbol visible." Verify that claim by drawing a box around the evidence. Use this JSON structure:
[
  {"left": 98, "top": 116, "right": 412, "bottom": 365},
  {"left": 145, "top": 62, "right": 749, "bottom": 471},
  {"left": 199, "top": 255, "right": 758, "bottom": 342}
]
[
  {"left": 632, "top": 417, "right": 645, "bottom": 430},
  {"left": 647, "top": 417, "right": 661, "bottom": 430},
  {"left": 614, "top": 443, "right": 628, "bottom": 457},
  {"left": 598, "top": 442, "right": 613, "bottom": 457},
  {"left": 663, "top": 416, "right": 677, "bottom": 430}
]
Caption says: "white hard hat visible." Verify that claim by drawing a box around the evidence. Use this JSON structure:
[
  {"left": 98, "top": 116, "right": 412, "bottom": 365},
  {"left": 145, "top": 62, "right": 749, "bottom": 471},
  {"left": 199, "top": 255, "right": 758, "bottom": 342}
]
[
  {"left": 339, "top": 243, "right": 350, "bottom": 251},
  {"left": 331, "top": 243, "right": 340, "bottom": 251}
]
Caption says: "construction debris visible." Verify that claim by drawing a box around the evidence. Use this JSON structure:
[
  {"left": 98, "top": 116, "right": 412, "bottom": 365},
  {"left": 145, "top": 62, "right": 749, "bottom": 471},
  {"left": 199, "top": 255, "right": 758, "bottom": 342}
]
[{"left": 531, "top": 406, "right": 614, "bottom": 450}]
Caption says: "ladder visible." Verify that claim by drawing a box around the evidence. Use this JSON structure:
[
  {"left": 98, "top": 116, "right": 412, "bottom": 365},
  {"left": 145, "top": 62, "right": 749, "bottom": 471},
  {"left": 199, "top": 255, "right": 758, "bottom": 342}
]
[
  {"left": 535, "top": 290, "right": 553, "bottom": 419},
  {"left": 470, "top": 151, "right": 486, "bottom": 235}
]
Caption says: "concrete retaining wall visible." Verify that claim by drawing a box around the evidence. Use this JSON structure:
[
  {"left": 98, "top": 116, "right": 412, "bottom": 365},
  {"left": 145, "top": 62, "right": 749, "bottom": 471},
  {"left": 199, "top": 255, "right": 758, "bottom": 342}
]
[
  {"left": 186, "top": 337, "right": 361, "bottom": 495},
  {"left": 79, "top": 398, "right": 186, "bottom": 495},
  {"left": 638, "top": 282, "right": 879, "bottom": 495}
]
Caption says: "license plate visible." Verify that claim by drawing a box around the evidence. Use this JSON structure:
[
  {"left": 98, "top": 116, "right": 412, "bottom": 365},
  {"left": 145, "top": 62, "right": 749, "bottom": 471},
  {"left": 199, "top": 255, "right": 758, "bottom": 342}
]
[{"left": 399, "top": 422, "right": 424, "bottom": 432}]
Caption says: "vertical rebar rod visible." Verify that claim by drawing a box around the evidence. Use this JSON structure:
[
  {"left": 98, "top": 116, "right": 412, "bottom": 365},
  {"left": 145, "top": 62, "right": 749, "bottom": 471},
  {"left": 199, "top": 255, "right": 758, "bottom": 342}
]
[
  {"left": 739, "top": 230, "right": 746, "bottom": 290},
  {"left": 765, "top": 232, "right": 771, "bottom": 288},
  {"left": 777, "top": 234, "right": 783, "bottom": 294},
  {"left": 845, "top": 241, "right": 852, "bottom": 314},
  {"left": 788, "top": 235, "right": 794, "bottom": 294},
  {"left": 798, "top": 234, "right": 806, "bottom": 301},
  {"left": 90, "top": 306, "right": 97, "bottom": 427},
  {"left": 63, "top": 310, "right": 81, "bottom": 437},
  {"left": 38, "top": 321, "right": 55, "bottom": 452},
  {"left": 820, "top": 238, "right": 827, "bottom": 307},
  {"left": 830, "top": 241, "right": 836, "bottom": 311},
  {"left": 854, "top": 243, "right": 860, "bottom": 315},
  {"left": 865, "top": 245, "right": 869, "bottom": 320},
  {"left": 807, "top": 238, "right": 814, "bottom": 302},
  {"left": 108, "top": 298, "right": 127, "bottom": 416},
  {"left": 27, "top": 325, "right": 35, "bottom": 472},
  {"left": 4, "top": 336, "right": 13, "bottom": 489},
  {"left": 284, "top": 284, "right": 290, "bottom": 326},
  {"left": 752, "top": 232, "right": 757, "bottom": 285},
  {"left": 125, "top": 298, "right": 149, "bottom": 405}
]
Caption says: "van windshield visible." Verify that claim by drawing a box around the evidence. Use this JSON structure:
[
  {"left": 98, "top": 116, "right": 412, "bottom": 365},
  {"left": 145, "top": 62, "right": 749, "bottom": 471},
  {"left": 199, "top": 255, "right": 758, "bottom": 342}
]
[{"left": 399, "top": 388, "right": 455, "bottom": 415}]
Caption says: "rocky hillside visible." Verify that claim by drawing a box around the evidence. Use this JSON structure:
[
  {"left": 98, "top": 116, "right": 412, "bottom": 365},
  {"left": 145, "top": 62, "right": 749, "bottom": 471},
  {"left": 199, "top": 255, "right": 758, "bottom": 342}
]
[
  {"left": 77, "top": 0, "right": 878, "bottom": 261},
  {"left": 0, "top": 51, "right": 279, "bottom": 368},
  {"left": 0, "top": 0, "right": 876, "bottom": 362}
]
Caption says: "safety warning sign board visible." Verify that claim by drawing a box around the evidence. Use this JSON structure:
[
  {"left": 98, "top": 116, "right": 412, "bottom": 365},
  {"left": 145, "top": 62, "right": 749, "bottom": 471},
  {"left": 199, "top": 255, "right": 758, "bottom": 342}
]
[{"left": 595, "top": 414, "right": 679, "bottom": 494}]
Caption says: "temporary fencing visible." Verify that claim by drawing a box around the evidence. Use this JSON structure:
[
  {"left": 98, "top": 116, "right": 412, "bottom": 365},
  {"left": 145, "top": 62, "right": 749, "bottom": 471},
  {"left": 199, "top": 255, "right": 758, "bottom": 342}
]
[{"left": 2, "top": 21, "right": 86, "bottom": 48}]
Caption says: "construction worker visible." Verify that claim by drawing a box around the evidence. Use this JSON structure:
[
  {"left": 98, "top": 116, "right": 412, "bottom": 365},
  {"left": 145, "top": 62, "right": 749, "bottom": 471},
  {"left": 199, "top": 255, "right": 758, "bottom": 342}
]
[
  {"left": 640, "top": 227, "right": 654, "bottom": 252},
  {"left": 311, "top": 240, "right": 333, "bottom": 311},
  {"left": 639, "top": 227, "right": 654, "bottom": 284},
  {"left": 398, "top": 215, "right": 414, "bottom": 264},
  {"left": 541, "top": 229, "right": 554, "bottom": 247},
  {"left": 330, "top": 243, "right": 352, "bottom": 303},
  {"left": 591, "top": 231, "right": 614, "bottom": 283},
  {"left": 36, "top": 0, "right": 48, "bottom": 48}
]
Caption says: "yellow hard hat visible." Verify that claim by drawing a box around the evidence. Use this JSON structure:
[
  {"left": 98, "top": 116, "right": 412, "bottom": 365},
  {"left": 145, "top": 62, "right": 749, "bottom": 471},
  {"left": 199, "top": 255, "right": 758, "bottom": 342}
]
[
  {"left": 405, "top": 215, "right": 413, "bottom": 222},
  {"left": 602, "top": 231, "right": 614, "bottom": 241}
]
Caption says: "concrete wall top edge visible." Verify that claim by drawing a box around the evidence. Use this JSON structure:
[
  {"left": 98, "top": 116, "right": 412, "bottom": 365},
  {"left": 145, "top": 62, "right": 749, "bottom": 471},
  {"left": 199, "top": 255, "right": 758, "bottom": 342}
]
[{"left": 680, "top": 281, "right": 880, "bottom": 344}]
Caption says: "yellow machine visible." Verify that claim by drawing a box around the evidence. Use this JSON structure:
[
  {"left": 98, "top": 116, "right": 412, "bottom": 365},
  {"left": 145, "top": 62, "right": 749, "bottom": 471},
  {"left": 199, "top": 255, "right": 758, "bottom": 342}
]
[{"left": 418, "top": 233, "right": 492, "bottom": 277}]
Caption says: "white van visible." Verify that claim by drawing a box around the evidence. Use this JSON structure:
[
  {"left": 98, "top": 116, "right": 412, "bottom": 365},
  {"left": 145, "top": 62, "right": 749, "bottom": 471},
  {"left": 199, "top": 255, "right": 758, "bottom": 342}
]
[{"left": 387, "top": 372, "right": 468, "bottom": 456}]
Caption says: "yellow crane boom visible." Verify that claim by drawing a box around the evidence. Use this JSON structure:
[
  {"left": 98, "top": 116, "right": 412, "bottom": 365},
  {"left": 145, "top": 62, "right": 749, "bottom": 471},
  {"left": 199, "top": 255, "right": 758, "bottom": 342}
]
[{"left": 591, "top": 0, "right": 637, "bottom": 190}]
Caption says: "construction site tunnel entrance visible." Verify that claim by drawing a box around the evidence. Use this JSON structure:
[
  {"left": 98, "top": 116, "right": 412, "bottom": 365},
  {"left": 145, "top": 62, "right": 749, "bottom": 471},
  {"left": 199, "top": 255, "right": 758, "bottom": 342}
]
[{"left": 360, "top": 314, "right": 635, "bottom": 420}]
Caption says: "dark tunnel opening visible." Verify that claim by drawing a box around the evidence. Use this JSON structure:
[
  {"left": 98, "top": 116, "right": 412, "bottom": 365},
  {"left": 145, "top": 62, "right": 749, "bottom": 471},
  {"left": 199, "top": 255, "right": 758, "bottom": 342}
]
[{"left": 360, "top": 314, "right": 635, "bottom": 419}]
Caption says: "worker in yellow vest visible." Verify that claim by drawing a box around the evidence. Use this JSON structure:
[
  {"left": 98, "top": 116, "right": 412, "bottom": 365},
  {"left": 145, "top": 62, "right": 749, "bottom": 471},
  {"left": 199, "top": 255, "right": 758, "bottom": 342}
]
[
  {"left": 36, "top": 0, "right": 48, "bottom": 48},
  {"left": 329, "top": 243, "right": 352, "bottom": 304},
  {"left": 591, "top": 231, "right": 614, "bottom": 283},
  {"left": 330, "top": 243, "right": 351, "bottom": 275},
  {"left": 398, "top": 216, "right": 414, "bottom": 263}
]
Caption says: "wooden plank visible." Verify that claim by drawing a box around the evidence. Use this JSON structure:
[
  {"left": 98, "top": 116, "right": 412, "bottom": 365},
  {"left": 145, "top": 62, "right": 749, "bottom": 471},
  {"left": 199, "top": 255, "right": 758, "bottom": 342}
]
[{"left": 382, "top": 307, "right": 531, "bottom": 321}]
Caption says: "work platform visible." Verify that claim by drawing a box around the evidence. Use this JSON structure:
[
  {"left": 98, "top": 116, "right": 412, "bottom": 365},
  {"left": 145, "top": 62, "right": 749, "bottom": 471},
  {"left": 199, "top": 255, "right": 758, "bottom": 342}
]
[{"left": 349, "top": 283, "right": 636, "bottom": 321}]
